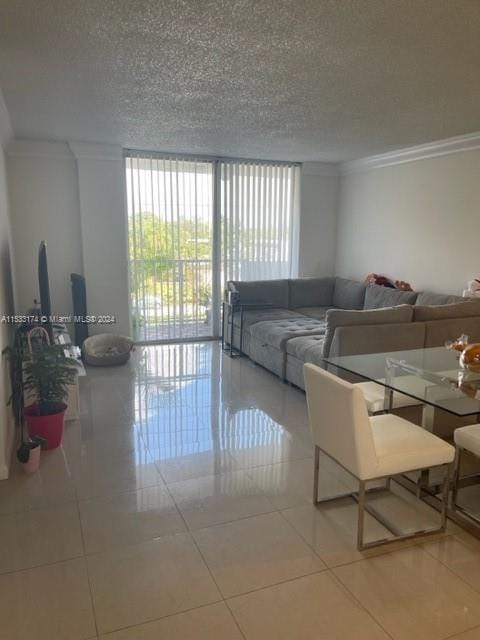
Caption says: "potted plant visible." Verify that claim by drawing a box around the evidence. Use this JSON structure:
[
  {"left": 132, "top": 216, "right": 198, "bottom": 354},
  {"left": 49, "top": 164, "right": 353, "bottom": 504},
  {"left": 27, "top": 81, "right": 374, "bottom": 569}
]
[
  {"left": 3, "top": 328, "right": 78, "bottom": 450},
  {"left": 17, "top": 435, "right": 44, "bottom": 473}
]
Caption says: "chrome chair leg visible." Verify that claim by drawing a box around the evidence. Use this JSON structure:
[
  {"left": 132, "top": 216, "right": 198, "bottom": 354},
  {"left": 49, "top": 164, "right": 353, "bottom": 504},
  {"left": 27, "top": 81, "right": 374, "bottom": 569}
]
[
  {"left": 357, "top": 480, "right": 366, "bottom": 550},
  {"left": 441, "top": 464, "right": 450, "bottom": 531},
  {"left": 450, "top": 448, "right": 480, "bottom": 525},
  {"left": 311, "top": 449, "right": 452, "bottom": 551},
  {"left": 451, "top": 447, "right": 462, "bottom": 508}
]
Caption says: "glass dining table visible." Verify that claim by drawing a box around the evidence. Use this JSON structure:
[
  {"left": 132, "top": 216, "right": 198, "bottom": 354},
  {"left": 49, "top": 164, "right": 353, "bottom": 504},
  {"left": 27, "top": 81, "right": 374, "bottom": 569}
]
[
  {"left": 323, "top": 346, "right": 480, "bottom": 533},
  {"left": 324, "top": 346, "right": 480, "bottom": 419}
]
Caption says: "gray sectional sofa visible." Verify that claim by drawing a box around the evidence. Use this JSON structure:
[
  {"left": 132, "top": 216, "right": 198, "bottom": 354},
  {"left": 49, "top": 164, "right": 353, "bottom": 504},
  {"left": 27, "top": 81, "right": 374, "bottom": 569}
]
[{"left": 225, "top": 277, "right": 480, "bottom": 389}]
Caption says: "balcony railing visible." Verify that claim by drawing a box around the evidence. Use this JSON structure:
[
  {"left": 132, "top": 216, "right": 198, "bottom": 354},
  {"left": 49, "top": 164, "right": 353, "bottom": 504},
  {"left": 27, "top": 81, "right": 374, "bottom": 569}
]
[{"left": 130, "top": 258, "right": 213, "bottom": 341}]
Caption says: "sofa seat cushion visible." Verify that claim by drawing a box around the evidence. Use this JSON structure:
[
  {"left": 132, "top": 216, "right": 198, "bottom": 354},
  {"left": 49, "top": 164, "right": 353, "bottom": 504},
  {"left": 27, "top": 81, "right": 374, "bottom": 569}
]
[
  {"left": 332, "top": 278, "right": 366, "bottom": 310},
  {"left": 294, "top": 306, "right": 331, "bottom": 321},
  {"left": 232, "top": 308, "right": 300, "bottom": 330},
  {"left": 249, "top": 317, "right": 326, "bottom": 350},
  {"left": 242, "top": 333, "right": 285, "bottom": 378},
  {"left": 286, "top": 334, "right": 325, "bottom": 361},
  {"left": 364, "top": 284, "right": 418, "bottom": 309},
  {"left": 416, "top": 291, "right": 464, "bottom": 306}
]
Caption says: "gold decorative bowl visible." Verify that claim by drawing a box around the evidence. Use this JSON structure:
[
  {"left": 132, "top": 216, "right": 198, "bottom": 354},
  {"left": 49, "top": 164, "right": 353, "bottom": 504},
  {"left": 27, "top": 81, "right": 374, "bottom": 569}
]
[
  {"left": 460, "top": 343, "right": 480, "bottom": 372},
  {"left": 463, "top": 362, "right": 480, "bottom": 373}
]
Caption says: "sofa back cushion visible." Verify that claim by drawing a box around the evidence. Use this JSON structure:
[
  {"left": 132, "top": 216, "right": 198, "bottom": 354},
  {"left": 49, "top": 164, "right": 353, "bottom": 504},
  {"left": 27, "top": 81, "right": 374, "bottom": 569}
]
[
  {"left": 328, "top": 322, "right": 426, "bottom": 358},
  {"left": 413, "top": 300, "right": 480, "bottom": 322},
  {"left": 323, "top": 305, "right": 414, "bottom": 356},
  {"left": 288, "top": 277, "right": 335, "bottom": 309},
  {"left": 227, "top": 279, "right": 289, "bottom": 308},
  {"left": 416, "top": 291, "right": 464, "bottom": 305},
  {"left": 364, "top": 284, "right": 418, "bottom": 309},
  {"left": 424, "top": 316, "right": 480, "bottom": 347},
  {"left": 332, "top": 278, "right": 366, "bottom": 310}
]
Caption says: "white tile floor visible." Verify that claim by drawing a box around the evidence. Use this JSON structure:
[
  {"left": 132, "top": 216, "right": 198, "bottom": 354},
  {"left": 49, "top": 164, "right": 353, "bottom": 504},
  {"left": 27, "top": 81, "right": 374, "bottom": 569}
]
[{"left": 2, "top": 342, "right": 480, "bottom": 639}]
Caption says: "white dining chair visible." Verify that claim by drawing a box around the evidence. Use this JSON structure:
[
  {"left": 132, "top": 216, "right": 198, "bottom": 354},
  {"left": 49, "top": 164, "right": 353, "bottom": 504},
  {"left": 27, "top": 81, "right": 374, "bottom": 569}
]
[
  {"left": 304, "top": 363, "right": 455, "bottom": 550},
  {"left": 452, "top": 424, "right": 480, "bottom": 524}
]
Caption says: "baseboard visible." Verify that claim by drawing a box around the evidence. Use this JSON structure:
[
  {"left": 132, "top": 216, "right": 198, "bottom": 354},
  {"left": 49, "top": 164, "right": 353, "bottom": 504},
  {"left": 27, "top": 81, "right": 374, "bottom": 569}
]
[
  {"left": 0, "top": 415, "right": 16, "bottom": 481},
  {"left": 0, "top": 461, "right": 9, "bottom": 480}
]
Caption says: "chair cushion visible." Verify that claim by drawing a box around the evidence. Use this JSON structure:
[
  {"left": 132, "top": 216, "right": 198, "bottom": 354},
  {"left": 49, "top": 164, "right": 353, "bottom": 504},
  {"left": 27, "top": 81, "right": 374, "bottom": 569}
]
[
  {"left": 288, "top": 277, "right": 335, "bottom": 309},
  {"left": 364, "top": 284, "right": 418, "bottom": 309},
  {"left": 83, "top": 334, "right": 133, "bottom": 366},
  {"left": 370, "top": 414, "right": 455, "bottom": 478},
  {"left": 355, "top": 381, "right": 423, "bottom": 413},
  {"left": 332, "top": 278, "right": 366, "bottom": 310},
  {"left": 454, "top": 424, "right": 480, "bottom": 457},
  {"left": 249, "top": 317, "right": 326, "bottom": 349}
]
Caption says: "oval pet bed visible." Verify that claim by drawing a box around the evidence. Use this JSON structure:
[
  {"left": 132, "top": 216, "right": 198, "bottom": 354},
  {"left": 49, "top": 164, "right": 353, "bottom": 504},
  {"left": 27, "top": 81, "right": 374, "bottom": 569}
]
[{"left": 82, "top": 334, "right": 133, "bottom": 367}]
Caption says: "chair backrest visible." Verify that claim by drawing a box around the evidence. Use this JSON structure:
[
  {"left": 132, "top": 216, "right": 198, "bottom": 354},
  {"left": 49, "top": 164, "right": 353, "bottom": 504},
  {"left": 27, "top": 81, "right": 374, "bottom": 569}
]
[{"left": 303, "top": 363, "right": 378, "bottom": 480}]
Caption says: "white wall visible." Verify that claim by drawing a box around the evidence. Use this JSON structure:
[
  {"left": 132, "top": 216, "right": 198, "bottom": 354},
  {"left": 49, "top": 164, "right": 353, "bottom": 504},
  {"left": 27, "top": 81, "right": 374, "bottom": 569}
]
[
  {"left": 298, "top": 163, "right": 339, "bottom": 277},
  {"left": 69, "top": 143, "right": 130, "bottom": 336},
  {"left": 0, "top": 91, "right": 15, "bottom": 479},
  {"left": 336, "top": 147, "right": 480, "bottom": 294},
  {"left": 7, "top": 141, "right": 130, "bottom": 336},
  {"left": 7, "top": 142, "right": 83, "bottom": 319}
]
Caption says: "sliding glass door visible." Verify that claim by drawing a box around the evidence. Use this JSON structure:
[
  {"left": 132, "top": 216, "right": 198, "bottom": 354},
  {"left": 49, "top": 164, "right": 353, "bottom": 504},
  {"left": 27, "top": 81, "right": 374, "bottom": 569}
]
[
  {"left": 125, "top": 152, "right": 299, "bottom": 343},
  {"left": 126, "top": 154, "right": 215, "bottom": 342}
]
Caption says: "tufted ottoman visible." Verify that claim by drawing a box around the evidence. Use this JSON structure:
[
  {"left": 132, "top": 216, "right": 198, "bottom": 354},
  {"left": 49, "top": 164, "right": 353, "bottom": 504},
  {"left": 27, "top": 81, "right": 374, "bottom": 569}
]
[
  {"left": 285, "top": 335, "right": 326, "bottom": 388},
  {"left": 246, "top": 318, "right": 327, "bottom": 379},
  {"left": 227, "top": 308, "right": 303, "bottom": 353}
]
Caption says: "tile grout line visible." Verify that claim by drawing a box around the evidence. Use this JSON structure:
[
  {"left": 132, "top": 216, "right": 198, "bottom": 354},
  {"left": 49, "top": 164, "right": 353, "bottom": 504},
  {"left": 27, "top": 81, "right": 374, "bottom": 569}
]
[
  {"left": 94, "top": 600, "right": 236, "bottom": 639},
  {"left": 421, "top": 533, "right": 480, "bottom": 598},
  {"left": 159, "top": 471, "right": 248, "bottom": 640},
  {"left": 327, "top": 568, "right": 396, "bottom": 640},
  {"left": 75, "top": 495, "right": 101, "bottom": 638},
  {"left": 443, "top": 621, "right": 480, "bottom": 640}
]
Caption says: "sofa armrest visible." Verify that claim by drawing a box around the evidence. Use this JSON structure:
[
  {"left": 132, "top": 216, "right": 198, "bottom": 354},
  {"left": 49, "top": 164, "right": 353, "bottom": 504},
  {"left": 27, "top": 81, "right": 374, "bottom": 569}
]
[{"left": 327, "top": 322, "right": 426, "bottom": 358}]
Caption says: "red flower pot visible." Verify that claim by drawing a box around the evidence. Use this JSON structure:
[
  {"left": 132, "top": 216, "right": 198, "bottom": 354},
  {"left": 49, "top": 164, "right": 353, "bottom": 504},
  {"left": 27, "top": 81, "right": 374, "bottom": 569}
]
[{"left": 24, "top": 402, "right": 67, "bottom": 450}]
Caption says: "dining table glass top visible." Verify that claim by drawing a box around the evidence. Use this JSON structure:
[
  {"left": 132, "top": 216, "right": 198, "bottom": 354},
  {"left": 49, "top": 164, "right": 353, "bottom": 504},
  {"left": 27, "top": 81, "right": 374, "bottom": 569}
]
[{"left": 323, "top": 346, "right": 480, "bottom": 417}]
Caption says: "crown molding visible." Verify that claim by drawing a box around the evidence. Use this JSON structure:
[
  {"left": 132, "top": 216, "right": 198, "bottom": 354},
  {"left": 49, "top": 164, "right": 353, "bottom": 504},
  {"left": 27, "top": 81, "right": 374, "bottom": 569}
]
[
  {"left": 68, "top": 141, "right": 123, "bottom": 161},
  {"left": 302, "top": 161, "right": 340, "bottom": 177},
  {"left": 340, "top": 130, "right": 480, "bottom": 175},
  {"left": 7, "top": 140, "right": 73, "bottom": 159}
]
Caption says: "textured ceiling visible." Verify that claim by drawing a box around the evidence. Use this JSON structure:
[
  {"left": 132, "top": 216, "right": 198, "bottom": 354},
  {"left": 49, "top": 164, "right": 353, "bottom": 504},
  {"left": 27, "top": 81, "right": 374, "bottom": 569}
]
[{"left": 0, "top": 0, "right": 480, "bottom": 162}]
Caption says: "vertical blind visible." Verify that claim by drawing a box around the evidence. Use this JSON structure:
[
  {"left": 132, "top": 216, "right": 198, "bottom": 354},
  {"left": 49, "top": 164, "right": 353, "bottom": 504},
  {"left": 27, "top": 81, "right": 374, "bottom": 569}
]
[
  {"left": 219, "top": 161, "right": 300, "bottom": 282},
  {"left": 125, "top": 152, "right": 300, "bottom": 342}
]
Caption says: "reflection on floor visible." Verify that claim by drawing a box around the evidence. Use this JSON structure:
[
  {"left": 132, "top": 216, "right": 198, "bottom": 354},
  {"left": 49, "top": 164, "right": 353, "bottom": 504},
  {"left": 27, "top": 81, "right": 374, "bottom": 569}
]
[{"left": 2, "top": 342, "right": 480, "bottom": 639}]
